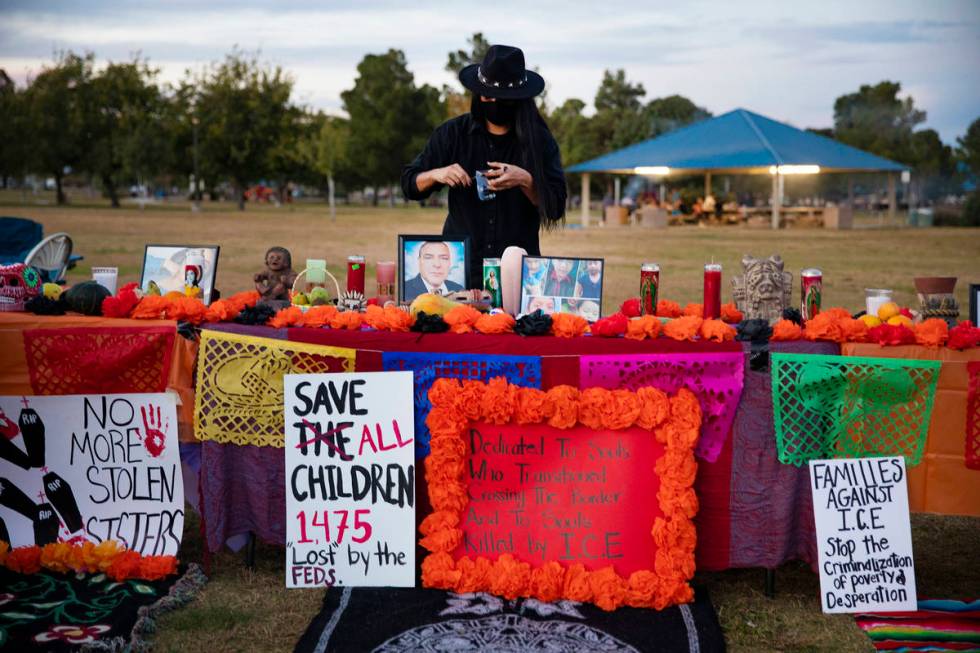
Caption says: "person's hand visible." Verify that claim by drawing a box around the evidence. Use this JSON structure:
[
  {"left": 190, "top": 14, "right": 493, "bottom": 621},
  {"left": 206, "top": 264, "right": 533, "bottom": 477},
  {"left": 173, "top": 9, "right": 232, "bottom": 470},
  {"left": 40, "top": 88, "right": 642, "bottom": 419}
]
[
  {"left": 485, "top": 161, "right": 531, "bottom": 191},
  {"left": 432, "top": 164, "right": 472, "bottom": 188}
]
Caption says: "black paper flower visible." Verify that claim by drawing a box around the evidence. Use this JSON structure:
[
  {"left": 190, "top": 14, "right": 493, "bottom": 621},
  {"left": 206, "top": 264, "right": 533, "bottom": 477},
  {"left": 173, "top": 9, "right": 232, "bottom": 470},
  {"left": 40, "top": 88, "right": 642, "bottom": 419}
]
[
  {"left": 25, "top": 295, "right": 67, "bottom": 316},
  {"left": 514, "top": 309, "right": 553, "bottom": 336},
  {"left": 235, "top": 303, "right": 278, "bottom": 325},
  {"left": 411, "top": 311, "right": 450, "bottom": 333},
  {"left": 781, "top": 307, "right": 803, "bottom": 325},
  {"left": 736, "top": 318, "right": 772, "bottom": 343}
]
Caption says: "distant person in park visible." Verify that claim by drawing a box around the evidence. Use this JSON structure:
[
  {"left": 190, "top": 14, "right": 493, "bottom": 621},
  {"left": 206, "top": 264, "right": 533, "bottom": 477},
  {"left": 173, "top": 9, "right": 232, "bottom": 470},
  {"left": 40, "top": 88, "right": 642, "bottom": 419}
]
[
  {"left": 401, "top": 44, "right": 566, "bottom": 286},
  {"left": 403, "top": 241, "right": 464, "bottom": 298}
]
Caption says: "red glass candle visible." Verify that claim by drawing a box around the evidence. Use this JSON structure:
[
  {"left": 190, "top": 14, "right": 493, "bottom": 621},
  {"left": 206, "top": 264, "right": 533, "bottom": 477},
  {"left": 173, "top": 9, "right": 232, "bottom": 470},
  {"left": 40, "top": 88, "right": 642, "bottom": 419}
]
[
  {"left": 347, "top": 255, "right": 365, "bottom": 295},
  {"left": 703, "top": 263, "right": 722, "bottom": 319},
  {"left": 640, "top": 263, "right": 660, "bottom": 316}
]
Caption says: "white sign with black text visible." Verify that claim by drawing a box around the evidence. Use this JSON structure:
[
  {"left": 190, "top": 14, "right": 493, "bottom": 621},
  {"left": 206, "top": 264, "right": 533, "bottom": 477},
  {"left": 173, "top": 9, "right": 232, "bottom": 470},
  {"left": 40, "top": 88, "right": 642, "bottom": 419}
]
[
  {"left": 809, "top": 457, "right": 916, "bottom": 613},
  {"left": 0, "top": 393, "right": 183, "bottom": 555},
  {"left": 284, "top": 372, "right": 415, "bottom": 589}
]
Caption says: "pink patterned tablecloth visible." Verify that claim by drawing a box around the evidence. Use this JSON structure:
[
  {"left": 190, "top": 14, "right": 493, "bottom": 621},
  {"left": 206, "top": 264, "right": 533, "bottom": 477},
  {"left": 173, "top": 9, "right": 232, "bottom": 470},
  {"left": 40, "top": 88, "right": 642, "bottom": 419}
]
[{"left": 580, "top": 352, "right": 744, "bottom": 462}]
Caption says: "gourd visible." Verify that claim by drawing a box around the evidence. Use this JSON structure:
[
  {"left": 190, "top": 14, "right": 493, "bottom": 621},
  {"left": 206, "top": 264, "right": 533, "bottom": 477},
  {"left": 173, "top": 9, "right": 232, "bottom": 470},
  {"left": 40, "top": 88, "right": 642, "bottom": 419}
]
[
  {"left": 409, "top": 293, "right": 462, "bottom": 317},
  {"left": 63, "top": 281, "right": 111, "bottom": 316}
]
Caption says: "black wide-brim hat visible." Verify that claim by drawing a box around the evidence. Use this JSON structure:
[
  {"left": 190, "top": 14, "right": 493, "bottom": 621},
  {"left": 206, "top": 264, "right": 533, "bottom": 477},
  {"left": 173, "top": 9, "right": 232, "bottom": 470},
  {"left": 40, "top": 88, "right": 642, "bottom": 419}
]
[{"left": 459, "top": 44, "right": 545, "bottom": 100}]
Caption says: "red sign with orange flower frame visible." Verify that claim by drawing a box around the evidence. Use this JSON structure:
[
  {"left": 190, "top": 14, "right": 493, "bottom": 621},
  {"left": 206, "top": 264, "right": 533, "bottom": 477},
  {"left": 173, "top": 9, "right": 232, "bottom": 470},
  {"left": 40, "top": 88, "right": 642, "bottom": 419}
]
[{"left": 419, "top": 377, "right": 700, "bottom": 611}]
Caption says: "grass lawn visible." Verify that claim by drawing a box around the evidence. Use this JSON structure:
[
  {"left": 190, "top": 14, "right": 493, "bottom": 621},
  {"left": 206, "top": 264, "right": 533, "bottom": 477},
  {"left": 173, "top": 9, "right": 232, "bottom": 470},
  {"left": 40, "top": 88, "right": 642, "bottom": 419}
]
[{"left": 7, "top": 198, "right": 980, "bottom": 652}]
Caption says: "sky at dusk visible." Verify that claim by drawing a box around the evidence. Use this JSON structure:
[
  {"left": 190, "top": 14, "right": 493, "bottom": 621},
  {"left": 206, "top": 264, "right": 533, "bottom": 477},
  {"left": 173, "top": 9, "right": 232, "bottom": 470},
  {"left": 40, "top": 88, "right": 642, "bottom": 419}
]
[{"left": 1, "top": 0, "right": 978, "bottom": 142}]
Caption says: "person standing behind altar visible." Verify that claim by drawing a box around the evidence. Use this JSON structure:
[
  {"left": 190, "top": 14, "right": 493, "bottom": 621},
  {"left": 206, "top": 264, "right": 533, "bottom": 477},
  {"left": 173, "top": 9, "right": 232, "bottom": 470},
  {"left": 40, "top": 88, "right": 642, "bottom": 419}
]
[{"left": 401, "top": 45, "right": 566, "bottom": 286}]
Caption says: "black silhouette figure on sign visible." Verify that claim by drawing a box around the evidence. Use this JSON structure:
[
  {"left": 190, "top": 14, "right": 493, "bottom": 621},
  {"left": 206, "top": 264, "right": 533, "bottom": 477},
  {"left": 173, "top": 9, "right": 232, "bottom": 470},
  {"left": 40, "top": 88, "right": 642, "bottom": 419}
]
[
  {"left": 0, "top": 515, "right": 8, "bottom": 543},
  {"left": 18, "top": 399, "right": 45, "bottom": 469},
  {"left": 0, "top": 477, "right": 35, "bottom": 519},
  {"left": 0, "top": 407, "right": 30, "bottom": 470},
  {"left": 33, "top": 502, "right": 59, "bottom": 546},
  {"left": 43, "top": 472, "right": 82, "bottom": 533}
]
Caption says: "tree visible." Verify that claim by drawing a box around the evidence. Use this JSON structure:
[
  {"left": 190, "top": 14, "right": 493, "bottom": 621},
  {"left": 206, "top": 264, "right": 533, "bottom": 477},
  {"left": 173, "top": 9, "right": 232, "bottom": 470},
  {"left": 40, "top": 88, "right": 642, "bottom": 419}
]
[
  {"left": 0, "top": 70, "right": 28, "bottom": 188},
  {"left": 84, "top": 57, "right": 168, "bottom": 207},
  {"left": 833, "top": 81, "right": 925, "bottom": 164},
  {"left": 193, "top": 50, "right": 295, "bottom": 210},
  {"left": 548, "top": 98, "right": 598, "bottom": 167},
  {"left": 645, "top": 95, "right": 711, "bottom": 137},
  {"left": 592, "top": 69, "right": 648, "bottom": 152},
  {"left": 341, "top": 49, "right": 442, "bottom": 205},
  {"left": 306, "top": 114, "right": 354, "bottom": 219},
  {"left": 957, "top": 117, "right": 980, "bottom": 180},
  {"left": 444, "top": 32, "right": 491, "bottom": 118},
  {"left": 21, "top": 52, "right": 95, "bottom": 204}
]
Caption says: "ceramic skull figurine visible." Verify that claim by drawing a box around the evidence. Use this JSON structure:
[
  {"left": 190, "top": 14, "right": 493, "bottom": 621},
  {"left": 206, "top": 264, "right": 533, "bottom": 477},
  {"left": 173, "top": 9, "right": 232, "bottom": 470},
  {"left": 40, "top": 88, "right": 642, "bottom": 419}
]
[
  {"left": 0, "top": 264, "right": 42, "bottom": 312},
  {"left": 731, "top": 254, "right": 792, "bottom": 324}
]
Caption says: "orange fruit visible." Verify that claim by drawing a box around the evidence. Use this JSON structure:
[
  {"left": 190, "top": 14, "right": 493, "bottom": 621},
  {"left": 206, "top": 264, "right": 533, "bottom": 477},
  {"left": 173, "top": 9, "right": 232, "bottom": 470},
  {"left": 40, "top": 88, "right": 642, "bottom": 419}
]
[
  {"left": 877, "top": 301, "right": 901, "bottom": 321},
  {"left": 859, "top": 314, "right": 882, "bottom": 328},
  {"left": 887, "top": 315, "right": 913, "bottom": 328}
]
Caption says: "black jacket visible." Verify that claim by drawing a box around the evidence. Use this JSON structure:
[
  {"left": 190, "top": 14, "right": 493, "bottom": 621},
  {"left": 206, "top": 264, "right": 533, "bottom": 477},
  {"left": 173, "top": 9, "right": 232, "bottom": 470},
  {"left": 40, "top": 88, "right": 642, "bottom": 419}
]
[{"left": 401, "top": 113, "right": 566, "bottom": 285}]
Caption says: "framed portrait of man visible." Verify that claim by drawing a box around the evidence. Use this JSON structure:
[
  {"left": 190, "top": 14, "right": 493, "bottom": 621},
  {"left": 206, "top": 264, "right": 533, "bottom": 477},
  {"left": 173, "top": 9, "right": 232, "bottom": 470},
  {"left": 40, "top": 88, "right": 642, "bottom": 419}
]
[
  {"left": 520, "top": 255, "right": 604, "bottom": 320},
  {"left": 140, "top": 244, "right": 220, "bottom": 304},
  {"left": 398, "top": 235, "right": 470, "bottom": 302}
]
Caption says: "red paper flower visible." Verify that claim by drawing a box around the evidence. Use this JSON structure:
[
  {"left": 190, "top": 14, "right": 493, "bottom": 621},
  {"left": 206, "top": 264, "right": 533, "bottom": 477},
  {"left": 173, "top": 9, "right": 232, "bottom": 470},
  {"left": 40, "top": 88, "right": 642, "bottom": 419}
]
[
  {"left": 620, "top": 298, "right": 641, "bottom": 317},
  {"left": 867, "top": 323, "right": 916, "bottom": 346},
  {"left": 948, "top": 321, "right": 980, "bottom": 350},
  {"left": 35, "top": 624, "right": 110, "bottom": 645},
  {"left": 590, "top": 312, "right": 628, "bottom": 337}
]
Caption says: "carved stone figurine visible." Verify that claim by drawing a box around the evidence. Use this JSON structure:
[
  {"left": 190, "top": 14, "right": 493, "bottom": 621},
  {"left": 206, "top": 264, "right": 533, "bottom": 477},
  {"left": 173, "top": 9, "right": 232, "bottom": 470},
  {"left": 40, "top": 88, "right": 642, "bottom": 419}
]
[
  {"left": 254, "top": 246, "right": 297, "bottom": 303},
  {"left": 731, "top": 254, "right": 792, "bottom": 324}
]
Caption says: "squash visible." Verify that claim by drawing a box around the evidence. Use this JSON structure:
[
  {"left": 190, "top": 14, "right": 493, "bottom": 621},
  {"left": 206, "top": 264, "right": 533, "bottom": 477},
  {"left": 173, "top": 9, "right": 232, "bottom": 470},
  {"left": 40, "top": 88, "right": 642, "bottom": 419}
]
[
  {"left": 409, "top": 293, "right": 462, "bottom": 317},
  {"left": 64, "top": 281, "right": 111, "bottom": 316}
]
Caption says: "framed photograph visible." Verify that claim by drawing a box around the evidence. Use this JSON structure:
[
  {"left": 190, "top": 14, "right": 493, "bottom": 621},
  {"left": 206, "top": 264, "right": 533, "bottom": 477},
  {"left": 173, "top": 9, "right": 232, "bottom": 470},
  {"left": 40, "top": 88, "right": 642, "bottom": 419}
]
[
  {"left": 140, "top": 244, "right": 220, "bottom": 304},
  {"left": 971, "top": 284, "right": 980, "bottom": 326},
  {"left": 398, "top": 235, "right": 469, "bottom": 302},
  {"left": 520, "top": 255, "right": 604, "bottom": 320}
]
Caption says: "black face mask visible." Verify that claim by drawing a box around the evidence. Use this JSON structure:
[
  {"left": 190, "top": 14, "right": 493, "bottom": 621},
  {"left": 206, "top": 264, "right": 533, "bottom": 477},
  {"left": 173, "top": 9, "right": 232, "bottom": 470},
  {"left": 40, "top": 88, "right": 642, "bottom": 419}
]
[{"left": 481, "top": 99, "right": 518, "bottom": 127}]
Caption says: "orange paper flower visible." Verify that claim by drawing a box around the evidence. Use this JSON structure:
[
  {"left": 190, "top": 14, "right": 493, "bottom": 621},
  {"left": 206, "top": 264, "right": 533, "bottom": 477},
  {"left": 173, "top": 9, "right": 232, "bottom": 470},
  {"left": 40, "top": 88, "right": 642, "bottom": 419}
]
[
  {"left": 475, "top": 312, "right": 516, "bottom": 334},
  {"left": 663, "top": 315, "right": 703, "bottom": 341},
  {"left": 839, "top": 318, "right": 869, "bottom": 343},
  {"left": 444, "top": 304, "right": 483, "bottom": 334},
  {"left": 804, "top": 311, "right": 845, "bottom": 343},
  {"left": 363, "top": 304, "right": 387, "bottom": 330},
  {"left": 550, "top": 312, "right": 588, "bottom": 338},
  {"left": 300, "top": 305, "right": 339, "bottom": 328},
  {"left": 699, "top": 319, "right": 736, "bottom": 342},
  {"left": 771, "top": 319, "right": 803, "bottom": 341},
  {"left": 656, "top": 299, "right": 682, "bottom": 318},
  {"left": 682, "top": 303, "right": 703, "bottom": 317},
  {"left": 720, "top": 302, "right": 743, "bottom": 324},
  {"left": 269, "top": 306, "right": 305, "bottom": 328},
  {"left": 330, "top": 310, "right": 363, "bottom": 330},
  {"left": 626, "top": 315, "right": 661, "bottom": 340},
  {"left": 914, "top": 318, "right": 949, "bottom": 348},
  {"left": 5, "top": 545, "right": 41, "bottom": 574},
  {"left": 384, "top": 305, "right": 415, "bottom": 331}
]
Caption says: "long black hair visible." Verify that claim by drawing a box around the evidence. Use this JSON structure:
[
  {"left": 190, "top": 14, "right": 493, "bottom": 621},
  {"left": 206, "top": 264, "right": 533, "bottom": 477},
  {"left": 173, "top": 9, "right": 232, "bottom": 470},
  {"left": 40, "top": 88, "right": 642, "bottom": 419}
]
[{"left": 471, "top": 95, "right": 565, "bottom": 229}]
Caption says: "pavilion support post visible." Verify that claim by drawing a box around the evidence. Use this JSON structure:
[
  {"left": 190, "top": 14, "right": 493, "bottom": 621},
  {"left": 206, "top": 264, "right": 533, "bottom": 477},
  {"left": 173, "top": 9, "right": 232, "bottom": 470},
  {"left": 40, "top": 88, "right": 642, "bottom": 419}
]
[
  {"left": 705, "top": 172, "right": 712, "bottom": 198},
  {"left": 581, "top": 173, "right": 591, "bottom": 227},
  {"left": 887, "top": 173, "right": 896, "bottom": 220},
  {"left": 771, "top": 172, "right": 782, "bottom": 229},
  {"left": 614, "top": 176, "right": 621, "bottom": 206},
  {"left": 659, "top": 182, "right": 666, "bottom": 204},
  {"left": 847, "top": 176, "right": 854, "bottom": 208}
]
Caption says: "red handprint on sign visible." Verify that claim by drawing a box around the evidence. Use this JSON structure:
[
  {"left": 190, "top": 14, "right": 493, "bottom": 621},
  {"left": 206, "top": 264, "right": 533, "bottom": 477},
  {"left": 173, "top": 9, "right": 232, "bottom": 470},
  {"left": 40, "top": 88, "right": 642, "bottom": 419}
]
[{"left": 140, "top": 404, "right": 168, "bottom": 458}]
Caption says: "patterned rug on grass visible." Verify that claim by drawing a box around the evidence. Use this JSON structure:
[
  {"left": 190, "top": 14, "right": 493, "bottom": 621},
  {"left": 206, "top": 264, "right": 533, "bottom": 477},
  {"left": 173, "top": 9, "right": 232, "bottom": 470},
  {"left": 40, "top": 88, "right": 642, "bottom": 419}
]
[
  {"left": 0, "top": 564, "right": 206, "bottom": 652},
  {"left": 295, "top": 587, "right": 724, "bottom": 653},
  {"left": 856, "top": 598, "right": 980, "bottom": 652}
]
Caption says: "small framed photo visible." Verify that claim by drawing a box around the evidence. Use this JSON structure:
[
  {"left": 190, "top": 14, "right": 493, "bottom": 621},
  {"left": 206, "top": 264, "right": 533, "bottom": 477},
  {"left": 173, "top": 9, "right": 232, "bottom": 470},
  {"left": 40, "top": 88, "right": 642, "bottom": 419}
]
[
  {"left": 398, "top": 235, "right": 470, "bottom": 302},
  {"left": 520, "top": 255, "right": 604, "bottom": 321},
  {"left": 971, "top": 283, "right": 980, "bottom": 326},
  {"left": 140, "top": 244, "right": 220, "bottom": 304}
]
